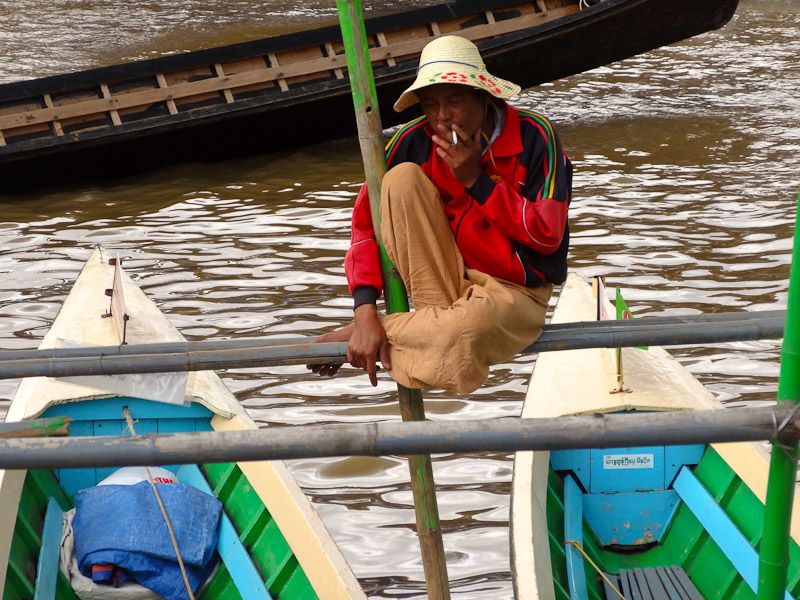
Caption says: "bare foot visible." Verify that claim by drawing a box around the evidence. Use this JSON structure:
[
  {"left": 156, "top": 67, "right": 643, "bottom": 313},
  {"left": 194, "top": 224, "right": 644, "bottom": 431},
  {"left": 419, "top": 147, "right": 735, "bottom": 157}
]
[{"left": 306, "top": 323, "right": 354, "bottom": 377}]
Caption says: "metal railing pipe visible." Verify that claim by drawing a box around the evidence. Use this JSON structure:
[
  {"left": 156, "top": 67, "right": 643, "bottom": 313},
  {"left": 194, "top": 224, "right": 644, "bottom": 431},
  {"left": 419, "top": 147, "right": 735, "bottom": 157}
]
[
  {"left": 0, "top": 405, "right": 796, "bottom": 471},
  {"left": 0, "top": 312, "right": 785, "bottom": 381}
]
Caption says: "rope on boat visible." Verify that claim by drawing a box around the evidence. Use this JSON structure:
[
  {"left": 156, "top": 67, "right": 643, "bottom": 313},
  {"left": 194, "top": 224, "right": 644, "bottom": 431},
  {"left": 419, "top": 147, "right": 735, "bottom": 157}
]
[
  {"left": 123, "top": 407, "right": 195, "bottom": 600},
  {"left": 565, "top": 540, "right": 624, "bottom": 599}
]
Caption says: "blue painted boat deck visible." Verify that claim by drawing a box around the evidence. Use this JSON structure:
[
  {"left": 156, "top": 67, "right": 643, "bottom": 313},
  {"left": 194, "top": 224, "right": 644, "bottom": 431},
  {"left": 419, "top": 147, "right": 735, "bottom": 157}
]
[{"left": 42, "top": 397, "right": 213, "bottom": 496}]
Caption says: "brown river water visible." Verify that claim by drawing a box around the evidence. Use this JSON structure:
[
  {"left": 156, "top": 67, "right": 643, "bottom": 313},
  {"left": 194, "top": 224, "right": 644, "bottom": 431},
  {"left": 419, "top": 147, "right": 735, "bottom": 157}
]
[{"left": 1, "top": 0, "right": 799, "bottom": 597}]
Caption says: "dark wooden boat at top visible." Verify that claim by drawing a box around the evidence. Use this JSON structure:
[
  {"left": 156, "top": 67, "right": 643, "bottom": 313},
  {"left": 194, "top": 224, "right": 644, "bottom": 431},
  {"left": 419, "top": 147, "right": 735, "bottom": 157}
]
[{"left": 0, "top": 0, "right": 739, "bottom": 192}]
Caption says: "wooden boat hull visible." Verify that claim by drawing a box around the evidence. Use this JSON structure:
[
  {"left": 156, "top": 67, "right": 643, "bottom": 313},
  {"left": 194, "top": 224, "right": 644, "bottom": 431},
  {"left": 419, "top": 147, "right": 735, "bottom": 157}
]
[
  {"left": 510, "top": 274, "right": 800, "bottom": 599},
  {"left": 0, "top": 248, "right": 365, "bottom": 599},
  {"left": 0, "top": 0, "right": 739, "bottom": 192}
]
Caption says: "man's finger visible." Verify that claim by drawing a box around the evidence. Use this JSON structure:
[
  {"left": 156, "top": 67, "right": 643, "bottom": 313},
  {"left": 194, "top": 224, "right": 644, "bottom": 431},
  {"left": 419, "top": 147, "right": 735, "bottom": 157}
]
[
  {"left": 379, "top": 342, "right": 392, "bottom": 371},
  {"left": 437, "top": 147, "right": 458, "bottom": 168},
  {"left": 321, "top": 364, "right": 339, "bottom": 377},
  {"left": 432, "top": 136, "right": 452, "bottom": 155},
  {"left": 366, "top": 359, "right": 378, "bottom": 387}
]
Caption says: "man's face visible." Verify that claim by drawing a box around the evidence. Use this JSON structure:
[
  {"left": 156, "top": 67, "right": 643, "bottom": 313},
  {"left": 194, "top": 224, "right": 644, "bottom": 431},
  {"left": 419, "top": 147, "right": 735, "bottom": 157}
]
[{"left": 416, "top": 84, "right": 486, "bottom": 139}]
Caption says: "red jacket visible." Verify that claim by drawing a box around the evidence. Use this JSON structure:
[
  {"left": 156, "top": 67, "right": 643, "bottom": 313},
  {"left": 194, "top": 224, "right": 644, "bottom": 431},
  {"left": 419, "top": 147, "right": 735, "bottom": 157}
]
[{"left": 345, "top": 101, "right": 572, "bottom": 307}]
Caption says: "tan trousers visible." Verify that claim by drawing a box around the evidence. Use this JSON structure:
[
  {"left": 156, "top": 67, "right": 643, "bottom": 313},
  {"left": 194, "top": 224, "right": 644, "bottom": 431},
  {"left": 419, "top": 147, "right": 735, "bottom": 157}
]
[{"left": 379, "top": 163, "right": 552, "bottom": 394}]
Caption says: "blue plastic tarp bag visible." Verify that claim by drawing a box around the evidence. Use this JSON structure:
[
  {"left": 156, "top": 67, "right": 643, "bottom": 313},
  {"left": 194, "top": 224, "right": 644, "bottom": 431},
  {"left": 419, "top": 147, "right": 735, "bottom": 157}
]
[{"left": 73, "top": 481, "right": 222, "bottom": 600}]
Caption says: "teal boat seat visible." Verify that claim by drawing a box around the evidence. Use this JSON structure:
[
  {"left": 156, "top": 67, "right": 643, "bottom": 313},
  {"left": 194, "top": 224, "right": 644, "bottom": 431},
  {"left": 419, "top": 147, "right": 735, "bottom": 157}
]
[
  {"left": 564, "top": 474, "right": 588, "bottom": 599},
  {"left": 33, "top": 498, "right": 65, "bottom": 600},
  {"left": 43, "top": 397, "right": 214, "bottom": 497},
  {"left": 552, "top": 444, "right": 705, "bottom": 546}
]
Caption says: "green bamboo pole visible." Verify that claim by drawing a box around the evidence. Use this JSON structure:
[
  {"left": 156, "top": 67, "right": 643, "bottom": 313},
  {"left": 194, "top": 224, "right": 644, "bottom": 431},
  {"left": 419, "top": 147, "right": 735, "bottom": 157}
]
[
  {"left": 335, "top": 2, "right": 450, "bottom": 598},
  {"left": 758, "top": 191, "right": 800, "bottom": 600}
]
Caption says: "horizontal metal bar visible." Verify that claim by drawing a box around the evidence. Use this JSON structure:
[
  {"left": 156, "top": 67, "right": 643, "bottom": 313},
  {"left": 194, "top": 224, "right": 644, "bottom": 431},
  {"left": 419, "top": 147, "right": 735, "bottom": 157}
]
[
  {"left": 0, "top": 335, "right": 310, "bottom": 362},
  {"left": 532, "top": 310, "right": 785, "bottom": 352},
  {"left": 0, "top": 311, "right": 785, "bottom": 381},
  {"left": 0, "top": 341, "right": 349, "bottom": 380},
  {"left": 0, "top": 310, "right": 785, "bottom": 363},
  {"left": 542, "top": 309, "right": 785, "bottom": 332},
  {"left": 0, "top": 405, "right": 796, "bottom": 470}
]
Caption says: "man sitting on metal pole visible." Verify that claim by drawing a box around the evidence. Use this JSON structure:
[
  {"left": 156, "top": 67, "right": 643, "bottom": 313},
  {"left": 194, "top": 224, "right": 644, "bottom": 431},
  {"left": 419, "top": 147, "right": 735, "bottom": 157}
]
[{"left": 311, "top": 35, "right": 573, "bottom": 393}]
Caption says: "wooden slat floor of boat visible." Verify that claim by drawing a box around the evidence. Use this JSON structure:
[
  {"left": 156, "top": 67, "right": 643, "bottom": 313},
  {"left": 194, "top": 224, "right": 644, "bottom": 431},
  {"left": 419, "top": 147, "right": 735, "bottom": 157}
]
[
  {"left": 0, "top": 1, "right": 576, "bottom": 139},
  {"left": 604, "top": 567, "right": 703, "bottom": 600}
]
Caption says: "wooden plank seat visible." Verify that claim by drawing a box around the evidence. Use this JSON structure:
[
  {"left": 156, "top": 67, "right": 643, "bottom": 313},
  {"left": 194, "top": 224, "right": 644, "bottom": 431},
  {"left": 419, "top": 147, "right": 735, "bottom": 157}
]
[{"left": 603, "top": 567, "right": 703, "bottom": 600}]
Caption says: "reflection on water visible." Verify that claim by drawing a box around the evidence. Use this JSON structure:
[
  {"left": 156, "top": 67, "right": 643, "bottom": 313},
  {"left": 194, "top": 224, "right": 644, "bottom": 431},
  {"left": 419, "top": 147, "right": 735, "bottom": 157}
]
[{"left": 1, "top": 1, "right": 799, "bottom": 597}]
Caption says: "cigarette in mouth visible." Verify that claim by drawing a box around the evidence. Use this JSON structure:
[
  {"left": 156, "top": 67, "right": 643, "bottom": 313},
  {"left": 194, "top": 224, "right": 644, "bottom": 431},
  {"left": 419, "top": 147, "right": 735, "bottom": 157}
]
[{"left": 452, "top": 129, "right": 458, "bottom": 146}]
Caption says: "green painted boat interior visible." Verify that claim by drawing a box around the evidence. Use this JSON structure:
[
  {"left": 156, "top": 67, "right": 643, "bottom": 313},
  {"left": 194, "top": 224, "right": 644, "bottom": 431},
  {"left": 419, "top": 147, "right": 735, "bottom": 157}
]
[
  {"left": 200, "top": 462, "right": 316, "bottom": 599},
  {"left": 546, "top": 446, "right": 800, "bottom": 599},
  {"left": 3, "top": 397, "right": 318, "bottom": 599},
  {"left": 4, "top": 469, "right": 77, "bottom": 600}
]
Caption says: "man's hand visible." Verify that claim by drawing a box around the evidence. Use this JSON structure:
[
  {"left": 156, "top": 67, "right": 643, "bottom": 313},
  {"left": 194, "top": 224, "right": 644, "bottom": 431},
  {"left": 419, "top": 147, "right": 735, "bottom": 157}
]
[
  {"left": 307, "top": 323, "right": 353, "bottom": 378},
  {"left": 432, "top": 123, "right": 483, "bottom": 188},
  {"left": 348, "top": 304, "right": 391, "bottom": 386}
]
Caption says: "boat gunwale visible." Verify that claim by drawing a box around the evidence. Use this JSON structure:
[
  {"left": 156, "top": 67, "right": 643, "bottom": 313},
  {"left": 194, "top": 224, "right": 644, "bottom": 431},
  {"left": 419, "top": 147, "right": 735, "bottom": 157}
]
[
  {"left": 0, "top": 0, "right": 579, "bottom": 100},
  {"left": 0, "top": 1, "right": 585, "bottom": 161},
  {"left": 0, "top": 0, "right": 740, "bottom": 191},
  {"left": 0, "top": 0, "right": 742, "bottom": 163},
  {"left": 0, "top": 0, "right": 740, "bottom": 103},
  {"left": 0, "top": 0, "right": 589, "bottom": 142}
]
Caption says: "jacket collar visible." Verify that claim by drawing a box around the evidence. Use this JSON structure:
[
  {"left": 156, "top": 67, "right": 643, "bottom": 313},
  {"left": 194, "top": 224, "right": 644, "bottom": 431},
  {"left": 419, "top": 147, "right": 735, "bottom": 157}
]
[{"left": 490, "top": 101, "right": 523, "bottom": 158}]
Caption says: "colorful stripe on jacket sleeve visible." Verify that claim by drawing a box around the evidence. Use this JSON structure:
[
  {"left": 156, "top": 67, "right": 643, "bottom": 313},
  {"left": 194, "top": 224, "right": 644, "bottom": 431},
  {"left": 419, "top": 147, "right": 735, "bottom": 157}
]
[{"left": 385, "top": 116, "right": 427, "bottom": 167}]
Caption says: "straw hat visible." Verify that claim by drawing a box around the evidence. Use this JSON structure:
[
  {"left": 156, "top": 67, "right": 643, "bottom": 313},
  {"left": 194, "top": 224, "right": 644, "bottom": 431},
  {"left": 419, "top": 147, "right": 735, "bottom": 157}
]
[{"left": 393, "top": 35, "right": 521, "bottom": 112}]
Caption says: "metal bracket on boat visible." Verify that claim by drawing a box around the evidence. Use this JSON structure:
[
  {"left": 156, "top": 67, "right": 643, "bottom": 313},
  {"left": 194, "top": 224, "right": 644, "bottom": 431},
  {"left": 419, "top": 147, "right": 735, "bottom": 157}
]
[{"left": 102, "top": 257, "right": 130, "bottom": 345}]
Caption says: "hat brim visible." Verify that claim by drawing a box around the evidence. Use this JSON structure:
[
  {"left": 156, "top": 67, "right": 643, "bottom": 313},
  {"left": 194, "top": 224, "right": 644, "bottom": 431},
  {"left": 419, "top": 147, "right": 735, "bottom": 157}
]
[{"left": 393, "top": 72, "right": 521, "bottom": 112}]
